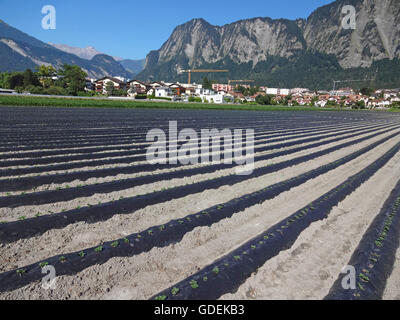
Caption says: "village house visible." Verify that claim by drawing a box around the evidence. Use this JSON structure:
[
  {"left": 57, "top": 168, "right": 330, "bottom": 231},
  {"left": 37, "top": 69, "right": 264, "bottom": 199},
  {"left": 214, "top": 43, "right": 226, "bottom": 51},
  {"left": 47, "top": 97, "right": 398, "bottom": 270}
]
[
  {"left": 95, "top": 77, "right": 127, "bottom": 94},
  {"left": 169, "top": 83, "right": 186, "bottom": 96},
  {"left": 195, "top": 88, "right": 214, "bottom": 96},
  {"left": 331, "top": 87, "right": 355, "bottom": 97},
  {"left": 126, "top": 79, "right": 150, "bottom": 97},
  {"left": 212, "top": 83, "right": 232, "bottom": 92},
  {"left": 155, "top": 86, "right": 172, "bottom": 98}
]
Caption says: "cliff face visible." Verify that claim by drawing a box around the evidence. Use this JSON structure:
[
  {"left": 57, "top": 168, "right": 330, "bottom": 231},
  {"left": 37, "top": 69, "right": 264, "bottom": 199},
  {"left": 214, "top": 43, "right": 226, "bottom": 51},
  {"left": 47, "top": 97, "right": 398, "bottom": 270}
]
[
  {"left": 156, "top": 18, "right": 305, "bottom": 68},
  {"left": 138, "top": 0, "right": 400, "bottom": 86},
  {"left": 303, "top": 0, "right": 400, "bottom": 68}
]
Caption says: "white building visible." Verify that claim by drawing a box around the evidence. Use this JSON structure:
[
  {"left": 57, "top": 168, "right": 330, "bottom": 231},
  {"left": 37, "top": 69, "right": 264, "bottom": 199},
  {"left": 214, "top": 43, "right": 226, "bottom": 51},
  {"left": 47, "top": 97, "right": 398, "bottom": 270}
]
[
  {"left": 265, "top": 88, "right": 278, "bottom": 95},
  {"left": 196, "top": 88, "right": 214, "bottom": 95},
  {"left": 155, "top": 86, "right": 172, "bottom": 98},
  {"left": 264, "top": 87, "right": 290, "bottom": 96},
  {"left": 200, "top": 91, "right": 226, "bottom": 104}
]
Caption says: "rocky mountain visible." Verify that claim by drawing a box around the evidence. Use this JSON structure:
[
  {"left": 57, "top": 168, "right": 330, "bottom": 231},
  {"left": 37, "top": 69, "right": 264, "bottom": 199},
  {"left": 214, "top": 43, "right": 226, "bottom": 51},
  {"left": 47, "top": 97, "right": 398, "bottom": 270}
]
[
  {"left": 303, "top": 0, "right": 400, "bottom": 68},
  {"left": 48, "top": 43, "right": 106, "bottom": 60},
  {"left": 0, "top": 19, "right": 131, "bottom": 79},
  {"left": 137, "top": 0, "right": 400, "bottom": 89},
  {"left": 48, "top": 43, "right": 146, "bottom": 77}
]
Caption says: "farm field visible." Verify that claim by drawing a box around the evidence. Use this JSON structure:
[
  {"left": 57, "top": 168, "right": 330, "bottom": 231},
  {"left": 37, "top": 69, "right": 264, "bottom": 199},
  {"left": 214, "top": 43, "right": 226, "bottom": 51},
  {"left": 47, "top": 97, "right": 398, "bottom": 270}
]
[{"left": 0, "top": 106, "right": 400, "bottom": 300}]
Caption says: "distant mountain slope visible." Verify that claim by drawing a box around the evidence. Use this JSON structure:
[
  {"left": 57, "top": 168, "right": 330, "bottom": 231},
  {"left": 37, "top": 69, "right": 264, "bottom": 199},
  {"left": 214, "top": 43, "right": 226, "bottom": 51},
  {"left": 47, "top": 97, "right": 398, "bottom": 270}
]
[
  {"left": 48, "top": 43, "right": 145, "bottom": 77},
  {"left": 0, "top": 20, "right": 131, "bottom": 79},
  {"left": 119, "top": 59, "right": 146, "bottom": 76},
  {"left": 137, "top": 0, "right": 400, "bottom": 89},
  {"left": 48, "top": 43, "right": 104, "bottom": 60}
]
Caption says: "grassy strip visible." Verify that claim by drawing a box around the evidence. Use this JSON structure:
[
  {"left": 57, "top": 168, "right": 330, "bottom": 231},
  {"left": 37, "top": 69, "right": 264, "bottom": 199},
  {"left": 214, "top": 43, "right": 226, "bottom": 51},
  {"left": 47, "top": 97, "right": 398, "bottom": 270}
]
[{"left": 0, "top": 94, "right": 343, "bottom": 112}]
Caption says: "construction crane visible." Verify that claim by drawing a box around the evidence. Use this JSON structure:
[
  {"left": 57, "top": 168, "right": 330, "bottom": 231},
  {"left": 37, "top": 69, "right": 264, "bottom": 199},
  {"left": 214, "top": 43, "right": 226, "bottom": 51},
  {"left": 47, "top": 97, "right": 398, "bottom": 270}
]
[
  {"left": 178, "top": 69, "right": 229, "bottom": 84},
  {"left": 332, "top": 69, "right": 378, "bottom": 93},
  {"left": 228, "top": 80, "right": 255, "bottom": 86},
  {"left": 332, "top": 79, "right": 375, "bottom": 92}
]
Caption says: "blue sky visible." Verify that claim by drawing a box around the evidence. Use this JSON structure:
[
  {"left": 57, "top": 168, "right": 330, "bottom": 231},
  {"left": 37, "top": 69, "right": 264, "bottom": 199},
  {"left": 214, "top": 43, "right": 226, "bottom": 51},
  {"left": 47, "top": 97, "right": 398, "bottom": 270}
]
[{"left": 0, "top": 0, "right": 334, "bottom": 60}]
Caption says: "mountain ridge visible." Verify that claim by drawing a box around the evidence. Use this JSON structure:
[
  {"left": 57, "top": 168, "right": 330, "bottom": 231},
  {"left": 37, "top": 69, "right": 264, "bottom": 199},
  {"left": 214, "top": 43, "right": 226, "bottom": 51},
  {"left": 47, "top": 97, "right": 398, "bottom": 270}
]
[
  {"left": 137, "top": 0, "right": 400, "bottom": 89},
  {"left": 0, "top": 20, "right": 132, "bottom": 79}
]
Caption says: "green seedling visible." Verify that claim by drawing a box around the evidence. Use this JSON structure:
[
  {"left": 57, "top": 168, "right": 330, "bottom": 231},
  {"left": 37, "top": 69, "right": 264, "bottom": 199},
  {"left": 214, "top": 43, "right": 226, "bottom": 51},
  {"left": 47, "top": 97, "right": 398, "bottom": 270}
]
[
  {"left": 155, "top": 295, "right": 167, "bottom": 301},
  {"left": 203, "top": 276, "right": 208, "bottom": 282},
  {"left": 78, "top": 251, "right": 86, "bottom": 257},
  {"left": 148, "top": 230, "right": 153, "bottom": 236},
  {"left": 18, "top": 216, "right": 26, "bottom": 220},
  {"left": 94, "top": 246, "right": 104, "bottom": 253},
  {"left": 359, "top": 273, "right": 370, "bottom": 282},
  {"left": 159, "top": 225, "right": 165, "bottom": 231},
  {"left": 358, "top": 283, "right": 366, "bottom": 291},
  {"left": 123, "top": 238, "right": 130, "bottom": 244},
  {"left": 190, "top": 280, "right": 199, "bottom": 289},
  {"left": 59, "top": 256, "right": 67, "bottom": 263},
  {"left": 39, "top": 261, "right": 49, "bottom": 268},
  {"left": 212, "top": 267, "right": 219, "bottom": 274},
  {"left": 171, "top": 287, "right": 180, "bottom": 295},
  {"left": 111, "top": 241, "right": 119, "bottom": 248},
  {"left": 233, "top": 256, "right": 241, "bottom": 261},
  {"left": 16, "top": 269, "right": 26, "bottom": 276}
]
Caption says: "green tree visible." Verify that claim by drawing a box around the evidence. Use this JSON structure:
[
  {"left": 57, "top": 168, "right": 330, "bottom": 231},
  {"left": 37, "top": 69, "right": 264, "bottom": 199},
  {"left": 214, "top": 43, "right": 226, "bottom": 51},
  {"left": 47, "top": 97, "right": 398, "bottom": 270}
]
[
  {"left": 202, "top": 77, "right": 212, "bottom": 90},
  {"left": 255, "top": 94, "right": 274, "bottom": 105},
  {"left": 58, "top": 64, "right": 87, "bottom": 96},
  {"left": 9, "top": 72, "right": 24, "bottom": 89},
  {"left": 105, "top": 82, "right": 115, "bottom": 96},
  {"left": 355, "top": 100, "right": 366, "bottom": 109},
  {"left": 36, "top": 65, "right": 57, "bottom": 88},
  {"left": 360, "top": 87, "right": 374, "bottom": 96},
  {"left": 0, "top": 72, "right": 11, "bottom": 89},
  {"left": 36, "top": 65, "right": 57, "bottom": 78},
  {"left": 23, "top": 69, "right": 40, "bottom": 87}
]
